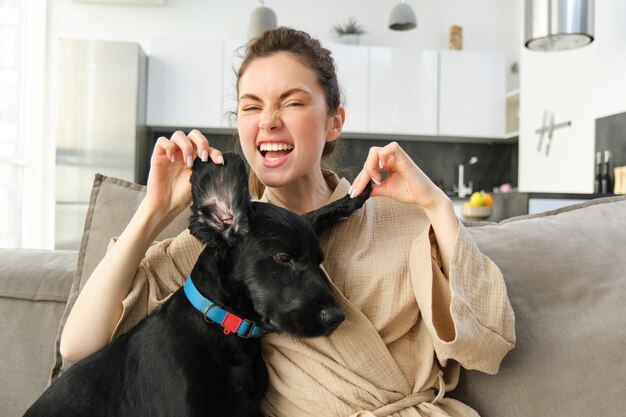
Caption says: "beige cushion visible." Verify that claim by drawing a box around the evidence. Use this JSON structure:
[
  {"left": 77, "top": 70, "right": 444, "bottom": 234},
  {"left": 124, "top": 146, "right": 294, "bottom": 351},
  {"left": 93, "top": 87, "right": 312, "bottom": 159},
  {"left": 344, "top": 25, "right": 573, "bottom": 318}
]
[
  {"left": 452, "top": 196, "right": 626, "bottom": 416},
  {"left": 49, "top": 174, "right": 190, "bottom": 381},
  {"left": 0, "top": 248, "right": 76, "bottom": 417}
]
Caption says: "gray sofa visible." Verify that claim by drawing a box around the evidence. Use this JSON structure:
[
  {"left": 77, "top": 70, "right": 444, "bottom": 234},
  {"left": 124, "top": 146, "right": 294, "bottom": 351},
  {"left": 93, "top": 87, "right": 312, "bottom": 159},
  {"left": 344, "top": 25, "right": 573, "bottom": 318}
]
[{"left": 2, "top": 174, "right": 625, "bottom": 417}]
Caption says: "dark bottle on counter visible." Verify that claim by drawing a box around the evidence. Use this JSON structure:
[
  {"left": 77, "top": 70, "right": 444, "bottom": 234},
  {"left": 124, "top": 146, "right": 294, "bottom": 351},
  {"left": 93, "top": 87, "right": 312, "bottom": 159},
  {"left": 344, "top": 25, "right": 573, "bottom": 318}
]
[
  {"left": 601, "top": 150, "right": 613, "bottom": 194},
  {"left": 594, "top": 151, "right": 602, "bottom": 194}
]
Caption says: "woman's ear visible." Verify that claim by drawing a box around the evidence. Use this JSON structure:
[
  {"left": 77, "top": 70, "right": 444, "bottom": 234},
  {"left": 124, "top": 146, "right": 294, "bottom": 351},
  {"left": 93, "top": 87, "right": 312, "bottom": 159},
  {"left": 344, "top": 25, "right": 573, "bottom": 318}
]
[{"left": 326, "top": 107, "right": 345, "bottom": 142}]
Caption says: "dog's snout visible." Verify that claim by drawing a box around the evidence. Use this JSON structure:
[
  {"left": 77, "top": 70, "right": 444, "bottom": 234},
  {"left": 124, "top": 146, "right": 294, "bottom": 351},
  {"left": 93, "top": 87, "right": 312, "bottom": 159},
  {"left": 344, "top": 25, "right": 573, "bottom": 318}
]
[{"left": 320, "top": 306, "right": 345, "bottom": 330}]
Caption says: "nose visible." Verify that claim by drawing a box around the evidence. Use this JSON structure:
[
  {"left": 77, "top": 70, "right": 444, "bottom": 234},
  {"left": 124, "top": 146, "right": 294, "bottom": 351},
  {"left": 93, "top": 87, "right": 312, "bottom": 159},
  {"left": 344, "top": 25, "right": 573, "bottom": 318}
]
[
  {"left": 320, "top": 306, "right": 345, "bottom": 330},
  {"left": 258, "top": 108, "right": 281, "bottom": 130}
]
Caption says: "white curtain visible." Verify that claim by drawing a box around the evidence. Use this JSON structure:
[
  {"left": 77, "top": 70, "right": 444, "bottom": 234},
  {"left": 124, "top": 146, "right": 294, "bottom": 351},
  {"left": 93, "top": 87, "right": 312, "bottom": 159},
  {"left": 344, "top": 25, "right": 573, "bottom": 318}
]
[{"left": 0, "top": 0, "right": 48, "bottom": 248}]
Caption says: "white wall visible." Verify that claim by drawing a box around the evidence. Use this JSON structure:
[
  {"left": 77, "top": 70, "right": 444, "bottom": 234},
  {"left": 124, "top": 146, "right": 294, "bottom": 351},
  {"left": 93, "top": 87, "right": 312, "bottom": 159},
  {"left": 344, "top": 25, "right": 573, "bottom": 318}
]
[
  {"left": 48, "top": 0, "right": 508, "bottom": 52},
  {"left": 495, "top": 0, "right": 522, "bottom": 92},
  {"left": 518, "top": 0, "right": 626, "bottom": 193}
]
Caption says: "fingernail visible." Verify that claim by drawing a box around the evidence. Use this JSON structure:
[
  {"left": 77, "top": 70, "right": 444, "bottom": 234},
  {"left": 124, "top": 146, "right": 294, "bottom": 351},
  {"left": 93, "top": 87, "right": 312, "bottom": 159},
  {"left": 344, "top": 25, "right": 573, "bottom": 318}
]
[
  {"left": 371, "top": 177, "right": 381, "bottom": 186},
  {"left": 217, "top": 155, "right": 224, "bottom": 165},
  {"left": 201, "top": 150, "right": 208, "bottom": 162},
  {"left": 379, "top": 160, "right": 384, "bottom": 170},
  {"left": 350, "top": 189, "right": 356, "bottom": 199},
  {"left": 170, "top": 154, "right": 175, "bottom": 163},
  {"left": 348, "top": 185, "right": 353, "bottom": 196},
  {"left": 187, "top": 155, "right": 193, "bottom": 168}
]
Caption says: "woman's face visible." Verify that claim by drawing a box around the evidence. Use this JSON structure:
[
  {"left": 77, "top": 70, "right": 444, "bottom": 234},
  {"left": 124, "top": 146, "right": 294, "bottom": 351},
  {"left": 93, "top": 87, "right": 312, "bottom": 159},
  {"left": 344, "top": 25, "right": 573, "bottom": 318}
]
[{"left": 237, "top": 52, "right": 342, "bottom": 189}]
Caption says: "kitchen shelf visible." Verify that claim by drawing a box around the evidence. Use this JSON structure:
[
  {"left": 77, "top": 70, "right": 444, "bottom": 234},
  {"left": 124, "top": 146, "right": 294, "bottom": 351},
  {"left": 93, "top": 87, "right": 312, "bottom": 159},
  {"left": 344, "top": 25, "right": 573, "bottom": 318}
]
[
  {"left": 506, "top": 89, "right": 520, "bottom": 102},
  {"left": 506, "top": 89, "right": 520, "bottom": 138}
]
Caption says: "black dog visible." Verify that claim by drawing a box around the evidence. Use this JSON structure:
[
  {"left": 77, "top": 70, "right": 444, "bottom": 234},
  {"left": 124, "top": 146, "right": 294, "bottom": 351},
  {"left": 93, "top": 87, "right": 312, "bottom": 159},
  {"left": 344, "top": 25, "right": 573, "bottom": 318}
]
[{"left": 24, "top": 153, "right": 371, "bottom": 417}]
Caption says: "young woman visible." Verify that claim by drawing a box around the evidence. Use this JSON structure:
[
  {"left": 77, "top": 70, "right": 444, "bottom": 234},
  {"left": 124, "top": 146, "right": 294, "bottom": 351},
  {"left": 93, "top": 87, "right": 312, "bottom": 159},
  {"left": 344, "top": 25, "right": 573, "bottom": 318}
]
[{"left": 61, "top": 27, "right": 515, "bottom": 417}]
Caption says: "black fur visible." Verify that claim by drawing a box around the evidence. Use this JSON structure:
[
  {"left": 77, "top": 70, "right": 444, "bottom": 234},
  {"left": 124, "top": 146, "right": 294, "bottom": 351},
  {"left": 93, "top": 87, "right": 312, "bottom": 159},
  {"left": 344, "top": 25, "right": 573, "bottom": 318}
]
[{"left": 24, "top": 153, "right": 371, "bottom": 417}]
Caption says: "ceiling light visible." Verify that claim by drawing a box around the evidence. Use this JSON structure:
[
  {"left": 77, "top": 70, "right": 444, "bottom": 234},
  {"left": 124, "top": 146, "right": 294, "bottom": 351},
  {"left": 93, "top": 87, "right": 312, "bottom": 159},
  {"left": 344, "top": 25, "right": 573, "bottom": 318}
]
[
  {"left": 248, "top": 0, "right": 277, "bottom": 39},
  {"left": 389, "top": 0, "right": 417, "bottom": 31},
  {"left": 525, "top": 0, "right": 595, "bottom": 51}
]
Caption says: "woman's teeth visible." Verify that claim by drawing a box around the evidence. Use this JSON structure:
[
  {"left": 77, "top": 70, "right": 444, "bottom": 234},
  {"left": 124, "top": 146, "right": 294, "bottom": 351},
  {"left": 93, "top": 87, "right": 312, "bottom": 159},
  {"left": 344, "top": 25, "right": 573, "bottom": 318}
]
[
  {"left": 259, "top": 143, "right": 294, "bottom": 152},
  {"left": 259, "top": 143, "right": 294, "bottom": 161}
]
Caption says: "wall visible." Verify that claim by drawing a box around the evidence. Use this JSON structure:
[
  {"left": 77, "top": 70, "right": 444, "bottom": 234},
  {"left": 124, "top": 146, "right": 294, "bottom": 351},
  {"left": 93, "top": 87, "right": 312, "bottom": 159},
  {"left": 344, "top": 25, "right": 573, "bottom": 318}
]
[
  {"left": 518, "top": 0, "right": 626, "bottom": 193},
  {"left": 47, "top": 0, "right": 509, "bottom": 52},
  {"left": 495, "top": 0, "right": 522, "bottom": 92}
]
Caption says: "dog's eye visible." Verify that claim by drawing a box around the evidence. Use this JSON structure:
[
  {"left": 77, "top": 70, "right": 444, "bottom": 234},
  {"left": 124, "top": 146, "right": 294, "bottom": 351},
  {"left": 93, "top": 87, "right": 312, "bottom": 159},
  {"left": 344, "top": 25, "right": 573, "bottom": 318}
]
[{"left": 273, "top": 253, "right": 292, "bottom": 263}]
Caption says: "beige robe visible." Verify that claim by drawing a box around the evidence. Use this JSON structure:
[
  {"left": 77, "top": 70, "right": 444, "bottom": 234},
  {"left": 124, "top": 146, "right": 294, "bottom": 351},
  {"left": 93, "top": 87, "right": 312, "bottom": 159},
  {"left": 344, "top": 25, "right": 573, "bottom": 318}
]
[{"left": 111, "top": 172, "right": 516, "bottom": 417}]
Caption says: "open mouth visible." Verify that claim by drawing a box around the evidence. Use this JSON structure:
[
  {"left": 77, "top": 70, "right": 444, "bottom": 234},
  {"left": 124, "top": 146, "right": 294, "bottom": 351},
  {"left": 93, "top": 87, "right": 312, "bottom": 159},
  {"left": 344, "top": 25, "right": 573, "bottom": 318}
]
[{"left": 258, "top": 143, "right": 294, "bottom": 162}]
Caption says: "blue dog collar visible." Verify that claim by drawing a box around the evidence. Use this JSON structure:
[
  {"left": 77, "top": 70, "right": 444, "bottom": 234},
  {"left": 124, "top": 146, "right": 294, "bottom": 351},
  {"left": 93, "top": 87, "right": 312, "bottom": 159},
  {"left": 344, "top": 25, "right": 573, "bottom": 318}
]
[{"left": 183, "top": 276, "right": 265, "bottom": 338}]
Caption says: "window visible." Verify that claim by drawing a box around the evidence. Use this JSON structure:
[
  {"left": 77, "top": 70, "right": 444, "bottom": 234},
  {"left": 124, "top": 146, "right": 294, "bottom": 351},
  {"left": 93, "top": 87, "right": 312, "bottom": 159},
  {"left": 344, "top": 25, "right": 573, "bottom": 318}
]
[
  {"left": 0, "top": 0, "right": 48, "bottom": 248},
  {"left": 0, "top": 0, "right": 23, "bottom": 247}
]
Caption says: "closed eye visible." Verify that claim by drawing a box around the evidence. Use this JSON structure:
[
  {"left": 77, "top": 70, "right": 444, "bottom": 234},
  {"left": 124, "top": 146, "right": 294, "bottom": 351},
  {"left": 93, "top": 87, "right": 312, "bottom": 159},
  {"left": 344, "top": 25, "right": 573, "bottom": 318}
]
[{"left": 273, "top": 253, "right": 292, "bottom": 263}]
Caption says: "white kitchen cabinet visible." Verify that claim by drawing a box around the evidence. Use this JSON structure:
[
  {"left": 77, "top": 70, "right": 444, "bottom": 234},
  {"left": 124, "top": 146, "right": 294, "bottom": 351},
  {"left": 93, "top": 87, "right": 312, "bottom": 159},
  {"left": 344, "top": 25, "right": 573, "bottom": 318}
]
[
  {"left": 326, "top": 43, "right": 369, "bottom": 133},
  {"left": 368, "top": 47, "right": 438, "bottom": 135},
  {"left": 145, "top": 39, "right": 507, "bottom": 140},
  {"left": 147, "top": 38, "right": 224, "bottom": 128},
  {"left": 438, "top": 51, "right": 505, "bottom": 138}
]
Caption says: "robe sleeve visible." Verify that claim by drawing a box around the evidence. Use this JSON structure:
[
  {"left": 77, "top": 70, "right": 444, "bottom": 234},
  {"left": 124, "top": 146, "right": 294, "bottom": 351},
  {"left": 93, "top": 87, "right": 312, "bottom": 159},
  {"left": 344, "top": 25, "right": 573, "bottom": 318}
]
[
  {"left": 109, "top": 229, "right": 203, "bottom": 340},
  {"left": 410, "top": 222, "right": 516, "bottom": 375}
]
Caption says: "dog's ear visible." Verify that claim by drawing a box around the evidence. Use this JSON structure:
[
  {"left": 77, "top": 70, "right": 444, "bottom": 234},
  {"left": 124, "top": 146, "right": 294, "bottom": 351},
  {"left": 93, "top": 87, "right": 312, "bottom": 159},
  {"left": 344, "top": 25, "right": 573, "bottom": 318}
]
[
  {"left": 189, "top": 153, "right": 250, "bottom": 246},
  {"left": 304, "top": 181, "right": 372, "bottom": 236}
]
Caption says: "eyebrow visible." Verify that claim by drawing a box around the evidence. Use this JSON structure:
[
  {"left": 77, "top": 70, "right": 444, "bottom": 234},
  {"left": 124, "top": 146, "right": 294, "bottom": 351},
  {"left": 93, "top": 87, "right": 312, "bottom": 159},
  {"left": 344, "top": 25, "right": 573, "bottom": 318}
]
[{"left": 239, "top": 88, "right": 311, "bottom": 102}]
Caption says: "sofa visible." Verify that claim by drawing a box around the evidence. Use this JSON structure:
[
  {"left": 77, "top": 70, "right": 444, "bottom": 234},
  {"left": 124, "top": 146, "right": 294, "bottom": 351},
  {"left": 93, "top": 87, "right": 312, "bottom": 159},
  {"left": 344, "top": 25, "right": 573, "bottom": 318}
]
[{"left": 2, "top": 174, "right": 625, "bottom": 417}]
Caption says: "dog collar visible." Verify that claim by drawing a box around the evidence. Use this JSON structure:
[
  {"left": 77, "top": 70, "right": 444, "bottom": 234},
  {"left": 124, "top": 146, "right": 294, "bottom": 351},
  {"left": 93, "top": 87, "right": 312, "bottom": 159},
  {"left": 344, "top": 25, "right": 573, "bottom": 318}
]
[{"left": 183, "top": 276, "right": 265, "bottom": 338}]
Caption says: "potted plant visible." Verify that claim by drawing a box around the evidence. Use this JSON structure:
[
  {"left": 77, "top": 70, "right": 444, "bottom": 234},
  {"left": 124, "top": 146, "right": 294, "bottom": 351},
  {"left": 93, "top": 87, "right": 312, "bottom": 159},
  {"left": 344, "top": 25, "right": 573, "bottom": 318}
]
[{"left": 333, "top": 17, "right": 367, "bottom": 45}]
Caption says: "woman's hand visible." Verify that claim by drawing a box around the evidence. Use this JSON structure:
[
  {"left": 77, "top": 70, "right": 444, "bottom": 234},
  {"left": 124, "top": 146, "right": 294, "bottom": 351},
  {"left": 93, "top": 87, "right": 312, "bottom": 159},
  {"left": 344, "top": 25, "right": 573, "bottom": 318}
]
[
  {"left": 144, "top": 130, "right": 223, "bottom": 218},
  {"left": 351, "top": 142, "right": 458, "bottom": 276},
  {"left": 350, "top": 142, "right": 447, "bottom": 209}
]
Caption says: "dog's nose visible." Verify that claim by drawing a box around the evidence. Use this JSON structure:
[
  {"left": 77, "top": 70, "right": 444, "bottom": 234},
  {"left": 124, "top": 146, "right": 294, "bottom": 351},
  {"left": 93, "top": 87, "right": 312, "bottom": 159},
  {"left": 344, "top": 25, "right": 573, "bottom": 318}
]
[{"left": 320, "top": 306, "right": 345, "bottom": 330}]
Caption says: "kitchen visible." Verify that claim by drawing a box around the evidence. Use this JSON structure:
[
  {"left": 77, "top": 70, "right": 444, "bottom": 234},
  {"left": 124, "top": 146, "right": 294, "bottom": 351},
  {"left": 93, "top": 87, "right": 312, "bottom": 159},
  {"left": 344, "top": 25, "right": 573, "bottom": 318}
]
[{"left": 2, "top": 0, "right": 625, "bottom": 250}]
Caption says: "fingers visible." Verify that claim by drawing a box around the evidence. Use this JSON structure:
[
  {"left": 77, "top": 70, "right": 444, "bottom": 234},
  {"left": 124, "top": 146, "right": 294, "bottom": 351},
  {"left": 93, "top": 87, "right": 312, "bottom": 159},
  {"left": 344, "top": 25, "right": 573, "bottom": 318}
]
[
  {"left": 350, "top": 142, "right": 403, "bottom": 198},
  {"left": 155, "top": 130, "right": 224, "bottom": 168},
  {"left": 187, "top": 129, "right": 224, "bottom": 165},
  {"left": 154, "top": 136, "right": 177, "bottom": 163}
]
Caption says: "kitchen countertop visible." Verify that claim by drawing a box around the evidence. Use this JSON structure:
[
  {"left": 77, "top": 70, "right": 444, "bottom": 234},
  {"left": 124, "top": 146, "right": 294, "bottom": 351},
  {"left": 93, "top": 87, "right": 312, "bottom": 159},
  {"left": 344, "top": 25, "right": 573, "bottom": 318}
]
[{"left": 450, "top": 191, "right": 619, "bottom": 222}]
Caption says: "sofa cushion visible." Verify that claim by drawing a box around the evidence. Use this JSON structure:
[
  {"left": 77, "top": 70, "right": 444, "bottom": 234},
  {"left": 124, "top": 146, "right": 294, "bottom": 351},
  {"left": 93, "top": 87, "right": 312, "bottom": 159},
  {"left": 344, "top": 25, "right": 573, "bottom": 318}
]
[
  {"left": 0, "top": 249, "right": 76, "bottom": 417},
  {"left": 451, "top": 196, "right": 626, "bottom": 417},
  {"left": 49, "top": 174, "right": 189, "bottom": 381}
]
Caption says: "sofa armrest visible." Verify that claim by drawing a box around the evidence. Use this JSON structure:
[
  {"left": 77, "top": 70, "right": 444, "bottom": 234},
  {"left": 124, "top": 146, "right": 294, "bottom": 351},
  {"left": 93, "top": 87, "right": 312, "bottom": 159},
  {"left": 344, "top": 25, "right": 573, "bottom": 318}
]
[{"left": 0, "top": 248, "right": 77, "bottom": 417}]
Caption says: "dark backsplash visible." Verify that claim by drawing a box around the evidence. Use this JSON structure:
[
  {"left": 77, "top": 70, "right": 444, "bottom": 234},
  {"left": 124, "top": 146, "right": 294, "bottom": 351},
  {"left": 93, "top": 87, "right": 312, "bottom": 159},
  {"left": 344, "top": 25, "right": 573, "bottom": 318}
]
[
  {"left": 337, "top": 138, "right": 517, "bottom": 194},
  {"left": 596, "top": 111, "right": 626, "bottom": 169},
  {"left": 148, "top": 130, "right": 518, "bottom": 194}
]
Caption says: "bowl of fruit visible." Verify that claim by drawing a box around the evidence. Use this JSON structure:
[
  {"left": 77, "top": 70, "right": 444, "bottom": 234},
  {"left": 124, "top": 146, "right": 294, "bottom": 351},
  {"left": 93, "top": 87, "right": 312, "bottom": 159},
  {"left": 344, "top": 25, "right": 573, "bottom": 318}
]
[{"left": 462, "top": 191, "right": 493, "bottom": 220}]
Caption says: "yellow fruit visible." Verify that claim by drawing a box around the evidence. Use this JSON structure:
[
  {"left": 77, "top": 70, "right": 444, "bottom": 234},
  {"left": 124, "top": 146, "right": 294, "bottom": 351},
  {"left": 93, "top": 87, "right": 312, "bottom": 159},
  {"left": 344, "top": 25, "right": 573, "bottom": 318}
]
[
  {"left": 468, "top": 192, "right": 484, "bottom": 207},
  {"left": 483, "top": 193, "right": 493, "bottom": 207}
]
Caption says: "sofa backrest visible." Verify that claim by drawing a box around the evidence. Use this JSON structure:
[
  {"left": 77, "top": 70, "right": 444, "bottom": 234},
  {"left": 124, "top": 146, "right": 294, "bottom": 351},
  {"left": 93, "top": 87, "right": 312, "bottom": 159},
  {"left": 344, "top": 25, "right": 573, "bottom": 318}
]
[
  {"left": 49, "top": 174, "right": 190, "bottom": 381},
  {"left": 0, "top": 249, "right": 76, "bottom": 417},
  {"left": 453, "top": 196, "right": 626, "bottom": 416}
]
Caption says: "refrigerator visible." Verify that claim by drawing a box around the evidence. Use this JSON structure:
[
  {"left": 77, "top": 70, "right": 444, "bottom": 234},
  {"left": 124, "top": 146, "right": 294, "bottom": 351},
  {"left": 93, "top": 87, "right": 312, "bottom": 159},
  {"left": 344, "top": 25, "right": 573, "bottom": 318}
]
[{"left": 55, "top": 39, "right": 149, "bottom": 250}]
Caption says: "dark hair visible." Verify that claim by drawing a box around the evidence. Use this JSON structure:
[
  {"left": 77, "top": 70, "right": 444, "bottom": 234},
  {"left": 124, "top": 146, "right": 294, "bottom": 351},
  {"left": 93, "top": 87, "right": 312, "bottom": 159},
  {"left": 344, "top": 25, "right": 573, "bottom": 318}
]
[{"left": 234, "top": 27, "right": 343, "bottom": 198}]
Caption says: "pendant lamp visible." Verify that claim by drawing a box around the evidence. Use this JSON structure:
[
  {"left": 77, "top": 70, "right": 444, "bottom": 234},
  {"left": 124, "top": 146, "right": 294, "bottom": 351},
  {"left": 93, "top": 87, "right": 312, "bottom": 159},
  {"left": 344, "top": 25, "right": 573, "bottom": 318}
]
[
  {"left": 525, "top": 0, "right": 594, "bottom": 51},
  {"left": 248, "top": 0, "right": 277, "bottom": 39},
  {"left": 389, "top": 0, "right": 417, "bottom": 31}
]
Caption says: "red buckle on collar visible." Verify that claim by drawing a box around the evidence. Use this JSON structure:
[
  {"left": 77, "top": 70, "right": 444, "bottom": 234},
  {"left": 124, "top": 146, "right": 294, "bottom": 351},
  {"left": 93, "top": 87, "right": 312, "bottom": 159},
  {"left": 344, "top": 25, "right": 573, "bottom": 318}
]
[{"left": 221, "top": 312, "right": 243, "bottom": 335}]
